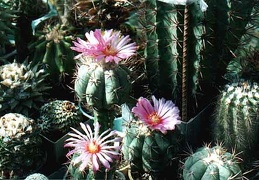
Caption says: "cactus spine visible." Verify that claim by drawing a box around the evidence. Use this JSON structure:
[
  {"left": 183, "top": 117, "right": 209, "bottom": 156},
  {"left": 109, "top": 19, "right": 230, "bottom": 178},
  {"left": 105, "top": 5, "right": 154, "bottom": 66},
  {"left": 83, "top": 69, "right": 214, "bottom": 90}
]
[
  {"left": 183, "top": 145, "right": 243, "bottom": 180},
  {"left": 213, "top": 80, "right": 259, "bottom": 162}
]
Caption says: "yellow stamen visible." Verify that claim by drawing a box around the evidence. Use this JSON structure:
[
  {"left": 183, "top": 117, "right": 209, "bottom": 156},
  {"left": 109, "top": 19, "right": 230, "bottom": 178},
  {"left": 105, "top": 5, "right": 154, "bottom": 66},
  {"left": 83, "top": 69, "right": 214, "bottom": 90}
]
[
  {"left": 148, "top": 112, "right": 162, "bottom": 126},
  {"left": 86, "top": 141, "right": 100, "bottom": 154}
]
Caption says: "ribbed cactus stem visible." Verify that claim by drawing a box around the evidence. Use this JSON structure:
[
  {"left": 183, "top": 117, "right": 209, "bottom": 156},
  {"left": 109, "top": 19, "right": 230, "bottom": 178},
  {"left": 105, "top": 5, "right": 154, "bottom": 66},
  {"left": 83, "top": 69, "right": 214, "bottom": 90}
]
[
  {"left": 93, "top": 109, "right": 115, "bottom": 132},
  {"left": 182, "top": 5, "right": 189, "bottom": 121}
]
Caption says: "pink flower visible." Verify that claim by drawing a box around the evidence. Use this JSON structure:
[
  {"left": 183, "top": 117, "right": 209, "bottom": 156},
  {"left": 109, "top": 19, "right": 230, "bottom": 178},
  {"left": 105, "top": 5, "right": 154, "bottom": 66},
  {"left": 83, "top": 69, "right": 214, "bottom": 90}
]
[
  {"left": 64, "top": 122, "right": 122, "bottom": 173},
  {"left": 132, "top": 96, "right": 181, "bottom": 134},
  {"left": 71, "top": 29, "right": 137, "bottom": 64}
]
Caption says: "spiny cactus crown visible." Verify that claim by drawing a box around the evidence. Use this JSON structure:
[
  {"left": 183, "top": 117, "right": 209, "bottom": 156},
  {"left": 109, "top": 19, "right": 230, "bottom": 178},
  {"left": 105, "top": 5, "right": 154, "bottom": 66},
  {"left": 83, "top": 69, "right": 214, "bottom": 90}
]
[
  {"left": 38, "top": 100, "right": 83, "bottom": 133},
  {"left": 0, "top": 61, "right": 50, "bottom": 116}
]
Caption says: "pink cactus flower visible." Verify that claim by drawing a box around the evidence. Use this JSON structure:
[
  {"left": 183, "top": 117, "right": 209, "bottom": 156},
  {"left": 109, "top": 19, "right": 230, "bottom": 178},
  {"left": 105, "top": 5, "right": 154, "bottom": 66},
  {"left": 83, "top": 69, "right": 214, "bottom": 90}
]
[
  {"left": 132, "top": 96, "right": 181, "bottom": 134},
  {"left": 71, "top": 29, "right": 137, "bottom": 64},
  {"left": 64, "top": 122, "right": 122, "bottom": 173}
]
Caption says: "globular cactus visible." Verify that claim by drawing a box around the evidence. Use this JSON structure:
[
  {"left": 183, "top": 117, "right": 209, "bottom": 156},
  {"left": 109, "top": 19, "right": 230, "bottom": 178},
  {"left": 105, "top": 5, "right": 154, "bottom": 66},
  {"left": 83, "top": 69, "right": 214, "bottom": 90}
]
[
  {"left": 37, "top": 100, "right": 83, "bottom": 134},
  {"left": 29, "top": 23, "right": 76, "bottom": 82},
  {"left": 182, "top": 145, "right": 243, "bottom": 180},
  {"left": 0, "top": 61, "right": 50, "bottom": 116},
  {"left": 0, "top": 113, "right": 45, "bottom": 179},
  {"left": 25, "top": 173, "right": 48, "bottom": 180},
  {"left": 213, "top": 80, "right": 259, "bottom": 163},
  {"left": 127, "top": 0, "right": 258, "bottom": 120},
  {"left": 122, "top": 120, "right": 183, "bottom": 178}
]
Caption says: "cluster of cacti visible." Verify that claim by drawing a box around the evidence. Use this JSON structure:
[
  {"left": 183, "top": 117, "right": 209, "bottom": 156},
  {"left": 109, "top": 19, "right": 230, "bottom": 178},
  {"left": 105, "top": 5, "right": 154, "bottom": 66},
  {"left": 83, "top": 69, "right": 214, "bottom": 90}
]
[
  {"left": 37, "top": 100, "right": 83, "bottom": 134},
  {"left": 0, "top": 113, "right": 45, "bottom": 179},
  {"left": 122, "top": 120, "right": 183, "bottom": 178},
  {"left": 182, "top": 145, "right": 243, "bottom": 180},
  {"left": 25, "top": 173, "right": 48, "bottom": 180},
  {"left": 0, "top": 60, "right": 50, "bottom": 116},
  {"left": 127, "top": 0, "right": 258, "bottom": 120},
  {"left": 29, "top": 23, "right": 76, "bottom": 82},
  {"left": 213, "top": 80, "right": 259, "bottom": 162}
]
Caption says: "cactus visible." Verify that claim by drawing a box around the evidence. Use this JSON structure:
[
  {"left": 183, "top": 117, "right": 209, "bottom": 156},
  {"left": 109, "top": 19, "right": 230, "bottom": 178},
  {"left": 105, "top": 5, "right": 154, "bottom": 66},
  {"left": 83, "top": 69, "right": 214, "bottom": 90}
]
[
  {"left": 0, "top": 60, "right": 50, "bottom": 117},
  {"left": 74, "top": 61, "right": 131, "bottom": 130},
  {"left": 25, "top": 173, "right": 48, "bottom": 180},
  {"left": 0, "top": 113, "right": 45, "bottom": 179},
  {"left": 182, "top": 145, "right": 243, "bottom": 180},
  {"left": 29, "top": 22, "right": 76, "bottom": 82},
  {"left": 128, "top": 0, "right": 258, "bottom": 120},
  {"left": 37, "top": 100, "right": 83, "bottom": 134},
  {"left": 122, "top": 120, "right": 183, "bottom": 178},
  {"left": 213, "top": 80, "right": 259, "bottom": 163}
]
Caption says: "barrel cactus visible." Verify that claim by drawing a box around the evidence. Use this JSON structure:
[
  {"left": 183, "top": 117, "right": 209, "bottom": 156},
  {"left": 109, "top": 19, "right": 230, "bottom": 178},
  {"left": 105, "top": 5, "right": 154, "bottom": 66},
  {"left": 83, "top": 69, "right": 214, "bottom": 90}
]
[
  {"left": 72, "top": 29, "right": 137, "bottom": 130},
  {"left": 37, "top": 100, "right": 83, "bottom": 134},
  {"left": 213, "top": 80, "right": 259, "bottom": 162},
  {"left": 0, "top": 113, "right": 45, "bottom": 179},
  {"left": 0, "top": 61, "right": 50, "bottom": 116},
  {"left": 182, "top": 145, "right": 243, "bottom": 180},
  {"left": 25, "top": 173, "right": 48, "bottom": 180},
  {"left": 122, "top": 96, "right": 183, "bottom": 178},
  {"left": 29, "top": 23, "right": 76, "bottom": 82}
]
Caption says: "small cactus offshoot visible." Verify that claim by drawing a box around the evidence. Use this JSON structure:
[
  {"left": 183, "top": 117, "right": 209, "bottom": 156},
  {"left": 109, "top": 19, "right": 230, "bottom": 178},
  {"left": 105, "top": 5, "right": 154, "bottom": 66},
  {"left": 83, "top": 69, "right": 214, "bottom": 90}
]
[
  {"left": 182, "top": 145, "right": 243, "bottom": 180},
  {"left": 0, "top": 113, "right": 45, "bottom": 179}
]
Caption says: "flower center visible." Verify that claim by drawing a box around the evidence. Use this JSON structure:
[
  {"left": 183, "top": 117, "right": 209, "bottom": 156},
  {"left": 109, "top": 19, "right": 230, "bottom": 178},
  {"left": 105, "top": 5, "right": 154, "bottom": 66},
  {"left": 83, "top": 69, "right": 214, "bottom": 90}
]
[
  {"left": 86, "top": 141, "right": 100, "bottom": 154},
  {"left": 103, "top": 45, "right": 117, "bottom": 56},
  {"left": 148, "top": 112, "right": 162, "bottom": 126}
]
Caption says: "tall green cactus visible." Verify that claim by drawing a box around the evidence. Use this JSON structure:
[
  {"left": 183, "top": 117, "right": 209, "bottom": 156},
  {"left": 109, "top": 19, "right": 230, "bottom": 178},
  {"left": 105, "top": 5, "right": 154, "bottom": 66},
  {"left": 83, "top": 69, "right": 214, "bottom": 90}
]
[
  {"left": 213, "top": 80, "right": 259, "bottom": 164},
  {"left": 129, "top": 0, "right": 257, "bottom": 120}
]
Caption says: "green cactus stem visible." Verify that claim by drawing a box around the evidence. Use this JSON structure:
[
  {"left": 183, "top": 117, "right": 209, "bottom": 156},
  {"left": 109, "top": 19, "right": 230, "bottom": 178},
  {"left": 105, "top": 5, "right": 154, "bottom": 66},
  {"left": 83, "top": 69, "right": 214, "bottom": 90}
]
[
  {"left": 213, "top": 80, "right": 259, "bottom": 164},
  {"left": 122, "top": 120, "right": 183, "bottom": 179},
  {"left": 183, "top": 145, "right": 243, "bottom": 180}
]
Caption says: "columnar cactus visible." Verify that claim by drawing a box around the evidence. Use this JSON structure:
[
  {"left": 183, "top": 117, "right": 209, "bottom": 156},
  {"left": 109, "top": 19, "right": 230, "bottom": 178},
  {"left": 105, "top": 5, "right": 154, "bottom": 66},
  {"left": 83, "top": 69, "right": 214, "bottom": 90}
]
[
  {"left": 121, "top": 96, "right": 183, "bottom": 179},
  {"left": 213, "top": 80, "right": 259, "bottom": 162},
  {"left": 0, "top": 61, "right": 50, "bottom": 116},
  {"left": 128, "top": 0, "right": 258, "bottom": 119},
  {"left": 29, "top": 23, "right": 76, "bottom": 82},
  {"left": 122, "top": 120, "right": 183, "bottom": 178},
  {"left": 72, "top": 29, "right": 136, "bottom": 131},
  {"left": 182, "top": 145, "right": 243, "bottom": 180},
  {"left": 0, "top": 113, "right": 45, "bottom": 179},
  {"left": 37, "top": 100, "right": 83, "bottom": 134}
]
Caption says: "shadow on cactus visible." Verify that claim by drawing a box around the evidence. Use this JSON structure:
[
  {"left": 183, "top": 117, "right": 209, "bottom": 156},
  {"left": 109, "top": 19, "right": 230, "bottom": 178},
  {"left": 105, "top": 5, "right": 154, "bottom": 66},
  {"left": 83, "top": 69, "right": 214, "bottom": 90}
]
[{"left": 0, "top": 60, "right": 51, "bottom": 117}]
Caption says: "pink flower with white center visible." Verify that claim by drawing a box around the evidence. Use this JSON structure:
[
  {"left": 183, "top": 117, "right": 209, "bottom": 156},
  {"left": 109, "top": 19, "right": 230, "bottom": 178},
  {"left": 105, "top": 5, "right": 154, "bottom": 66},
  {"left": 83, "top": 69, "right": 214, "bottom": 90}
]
[
  {"left": 64, "top": 122, "right": 122, "bottom": 173},
  {"left": 71, "top": 29, "right": 137, "bottom": 64},
  {"left": 132, "top": 96, "right": 182, "bottom": 134}
]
